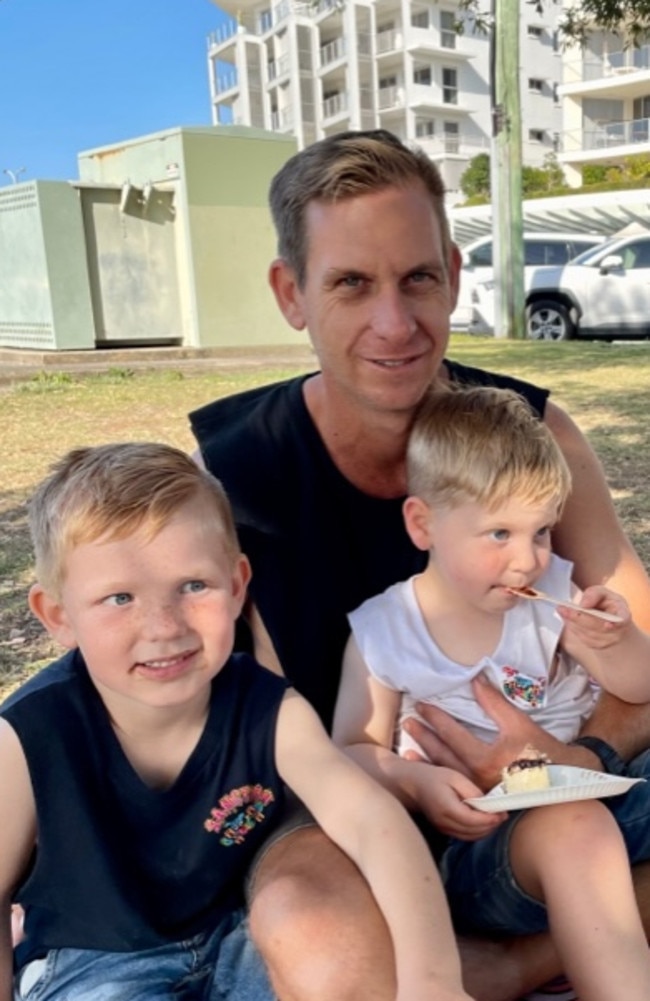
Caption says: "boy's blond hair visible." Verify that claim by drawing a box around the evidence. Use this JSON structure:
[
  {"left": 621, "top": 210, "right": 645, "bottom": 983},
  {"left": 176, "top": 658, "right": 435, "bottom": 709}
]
[
  {"left": 28, "top": 442, "right": 241, "bottom": 597},
  {"left": 407, "top": 385, "right": 571, "bottom": 514}
]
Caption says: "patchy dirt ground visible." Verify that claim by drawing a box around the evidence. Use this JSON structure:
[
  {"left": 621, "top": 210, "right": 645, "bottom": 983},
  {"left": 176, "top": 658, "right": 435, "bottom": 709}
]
[{"left": 2, "top": 340, "right": 649, "bottom": 702}]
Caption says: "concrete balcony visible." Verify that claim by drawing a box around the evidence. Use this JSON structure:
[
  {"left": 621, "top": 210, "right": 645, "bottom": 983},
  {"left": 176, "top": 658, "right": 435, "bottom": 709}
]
[
  {"left": 560, "top": 117, "right": 650, "bottom": 156},
  {"left": 562, "top": 45, "right": 650, "bottom": 98}
]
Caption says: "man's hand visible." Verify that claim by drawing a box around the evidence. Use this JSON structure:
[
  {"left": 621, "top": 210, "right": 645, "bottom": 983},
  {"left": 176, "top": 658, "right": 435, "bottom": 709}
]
[{"left": 403, "top": 676, "right": 600, "bottom": 791}]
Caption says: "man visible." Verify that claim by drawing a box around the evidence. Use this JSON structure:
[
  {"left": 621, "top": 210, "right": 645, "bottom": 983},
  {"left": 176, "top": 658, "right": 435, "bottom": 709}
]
[{"left": 190, "top": 129, "right": 650, "bottom": 1001}]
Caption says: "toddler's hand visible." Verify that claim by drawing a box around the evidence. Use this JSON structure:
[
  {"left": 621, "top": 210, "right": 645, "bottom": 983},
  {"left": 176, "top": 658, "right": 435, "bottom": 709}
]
[
  {"left": 413, "top": 765, "right": 507, "bottom": 840},
  {"left": 559, "top": 585, "right": 630, "bottom": 648}
]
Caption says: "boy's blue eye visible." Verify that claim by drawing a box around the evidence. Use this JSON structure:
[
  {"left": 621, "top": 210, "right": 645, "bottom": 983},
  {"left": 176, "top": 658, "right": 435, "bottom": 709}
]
[
  {"left": 106, "top": 593, "right": 132, "bottom": 606},
  {"left": 491, "top": 529, "right": 509, "bottom": 541},
  {"left": 182, "top": 580, "right": 206, "bottom": 594}
]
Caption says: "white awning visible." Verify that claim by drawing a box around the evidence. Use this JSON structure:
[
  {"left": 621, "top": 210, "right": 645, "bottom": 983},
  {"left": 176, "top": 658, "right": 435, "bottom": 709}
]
[{"left": 449, "top": 188, "right": 650, "bottom": 246}]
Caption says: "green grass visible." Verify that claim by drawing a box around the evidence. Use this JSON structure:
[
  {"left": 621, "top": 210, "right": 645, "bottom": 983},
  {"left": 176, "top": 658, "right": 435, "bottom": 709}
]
[{"left": 1, "top": 336, "right": 649, "bottom": 695}]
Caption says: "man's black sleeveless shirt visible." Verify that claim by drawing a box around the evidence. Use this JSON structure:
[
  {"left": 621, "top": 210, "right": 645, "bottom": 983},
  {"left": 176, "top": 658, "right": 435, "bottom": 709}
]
[{"left": 190, "top": 359, "right": 549, "bottom": 730}]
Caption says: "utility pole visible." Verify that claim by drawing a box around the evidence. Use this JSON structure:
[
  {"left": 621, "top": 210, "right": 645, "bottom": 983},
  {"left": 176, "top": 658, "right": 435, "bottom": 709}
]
[{"left": 491, "top": 0, "right": 525, "bottom": 339}]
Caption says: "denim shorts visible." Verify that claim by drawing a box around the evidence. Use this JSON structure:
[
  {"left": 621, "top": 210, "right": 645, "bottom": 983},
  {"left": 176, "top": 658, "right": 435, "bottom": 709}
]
[
  {"left": 245, "top": 789, "right": 316, "bottom": 903},
  {"left": 441, "top": 748, "right": 650, "bottom": 936},
  {"left": 13, "top": 908, "right": 274, "bottom": 1001}
]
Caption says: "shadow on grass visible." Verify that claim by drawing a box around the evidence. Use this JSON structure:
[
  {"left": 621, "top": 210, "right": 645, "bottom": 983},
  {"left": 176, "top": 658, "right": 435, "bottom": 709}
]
[{"left": 0, "top": 490, "right": 58, "bottom": 685}]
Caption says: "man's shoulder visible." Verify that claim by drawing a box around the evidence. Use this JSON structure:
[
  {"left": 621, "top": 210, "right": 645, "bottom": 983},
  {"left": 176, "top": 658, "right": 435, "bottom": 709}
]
[
  {"left": 446, "top": 359, "right": 549, "bottom": 418},
  {"left": 189, "top": 374, "right": 311, "bottom": 444},
  {"left": 189, "top": 374, "right": 321, "bottom": 523}
]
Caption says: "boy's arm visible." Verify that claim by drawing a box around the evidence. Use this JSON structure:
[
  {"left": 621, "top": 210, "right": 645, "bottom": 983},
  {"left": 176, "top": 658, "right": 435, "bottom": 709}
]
[
  {"left": 275, "top": 689, "right": 473, "bottom": 1000},
  {"left": 560, "top": 591, "right": 650, "bottom": 704},
  {"left": 0, "top": 720, "right": 37, "bottom": 1001},
  {"left": 332, "top": 638, "right": 503, "bottom": 840}
]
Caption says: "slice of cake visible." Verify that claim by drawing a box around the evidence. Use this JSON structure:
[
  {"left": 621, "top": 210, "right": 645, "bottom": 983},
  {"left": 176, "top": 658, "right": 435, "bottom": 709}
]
[{"left": 502, "top": 744, "right": 551, "bottom": 794}]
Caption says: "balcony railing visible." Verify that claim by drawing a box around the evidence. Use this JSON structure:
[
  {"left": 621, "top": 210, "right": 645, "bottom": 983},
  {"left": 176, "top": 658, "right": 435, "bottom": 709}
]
[
  {"left": 267, "top": 54, "right": 291, "bottom": 81},
  {"left": 320, "top": 36, "right": 346, "bottom": 66},
  {"left": 322, "top": 91, "right": 348, "bottom": 118},
  {"left": 377, "top": 28, "right": 400, "bottom": 54},
  {"left": 270, "top": 107, "right": 295, "bottom": 130},
  {"left": 608, "top": 45, "right": 650, "bottom": 74},
  {"left": 416, "top": 134, "right": 491, "bottom": 159},
  {"left": 560, "top": 117, "right": 650, "bottom": 153},
  {"left": 566, "top": 44, "right": 650, "bottom": 83},
  {"left": 215, "top": 68, "right": 239, "bottom": 95},
  {"left": 585, "top": 117, "right": 650, "bottom": 150},
  {"left": 378, "top": 84, "right": 403, "bottom": 109},
  {"left": 208, "top": 20, "right": 239, "bottom": 47}
]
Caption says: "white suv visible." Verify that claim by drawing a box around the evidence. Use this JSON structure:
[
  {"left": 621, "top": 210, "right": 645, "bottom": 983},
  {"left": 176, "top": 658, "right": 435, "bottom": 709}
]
[
  {"left": 452, "top": 231, "right": 604, "bottom": 328},
  {"left": 470, "top": 232, "right": 650, "bottom": 341}
]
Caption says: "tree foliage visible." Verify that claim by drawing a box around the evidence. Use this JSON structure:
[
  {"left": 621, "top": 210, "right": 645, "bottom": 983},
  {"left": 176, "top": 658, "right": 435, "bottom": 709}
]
[
  {"left": 559, "top": 2, "right": 650, "bottom": 47},
  {"left": 521, "top": 154, "right": 566, "bottom": 195},
  {"left": 457, "top": 0, "right": 650, "bottom": 46},
  {"left": 459, "top": 152, "right": 491, "bottom": 199},
  {"left": 459, "top": 153, "right": 569, "bottom": 203}
]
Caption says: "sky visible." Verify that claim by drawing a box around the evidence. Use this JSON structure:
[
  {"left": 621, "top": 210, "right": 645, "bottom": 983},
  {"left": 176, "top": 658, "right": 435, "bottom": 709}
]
[{"left": 0, "top": 0, "right": 231, "bottom": 184}]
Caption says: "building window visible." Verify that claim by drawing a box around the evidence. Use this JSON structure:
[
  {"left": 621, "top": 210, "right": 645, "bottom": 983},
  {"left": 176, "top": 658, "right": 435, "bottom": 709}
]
[
  {"left": 528, "top": 128, "right": 545, "bottom": 142},
  {"left": 443, "top": 121, "right": 460, "bottom": 152},
  {"left": 527, "top": 25, "right": 543, "bottom": 38},
  {"left": 441, "top": 11, "right": 456, "bottom": 49},
  {"left": 259, "top": 8, "right": 273, "bottom": 32},
  {"left": 416, "top": 120, "right": 435, "bottom": 138},
  {"left": 528, "top": 78, "right": 544, "bottom": 93},
  {"left": 379, "top": 74, "right": 397, "bottom": 89},
  {"left": 411, "top": 10, "right": 429, "bottom": 29},
  {"left": 414, "top": 65, "right": 432, "bottom": 85},
  {"left": 633, "top": 95, "right": 650, "bottom": 118},
  {"left": 442, "top": 67, "right": 458, "bottom": 104}
]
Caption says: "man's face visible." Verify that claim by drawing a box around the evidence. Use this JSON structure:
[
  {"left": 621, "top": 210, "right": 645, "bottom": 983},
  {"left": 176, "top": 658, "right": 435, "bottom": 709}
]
[{"left": 288, "top": 183, "right": 460, "bottom": 418}]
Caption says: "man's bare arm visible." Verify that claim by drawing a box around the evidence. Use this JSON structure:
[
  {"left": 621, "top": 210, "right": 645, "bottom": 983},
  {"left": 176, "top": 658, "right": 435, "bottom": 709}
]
[
  {"left": 246, "top": 600, "right": 285, "bottom": 677},
  {"left": 545, "top": 401, "right": 650, "bottom": 631}
]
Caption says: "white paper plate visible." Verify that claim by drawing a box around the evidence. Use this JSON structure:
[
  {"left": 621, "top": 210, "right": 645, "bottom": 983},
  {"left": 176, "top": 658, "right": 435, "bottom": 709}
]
[{"left": 465, "top": 765, "right": 645, "bottom": 813}]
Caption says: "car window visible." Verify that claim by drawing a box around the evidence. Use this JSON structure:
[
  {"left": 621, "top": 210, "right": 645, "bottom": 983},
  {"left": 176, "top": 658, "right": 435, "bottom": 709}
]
[
  {"left": 524, "top": 242, "right": 551, "bottom": 265},
  {"left": 523, "top": 239, "right": 593, "bottom": 266},
  {"left": 570, "top": 240, "right": 601, "bottom": 257},
  {"left": 465, "top": 236, "right": 602, "bottom": 270},
  {"left": 467, "top": 243, "right": 493, "bottom": 267},
  {"left": 573, "top": 243, "right": 611, "bottom": 266},
  {"left": 626, "top": 240, "right": 650, "bottom": 269}
]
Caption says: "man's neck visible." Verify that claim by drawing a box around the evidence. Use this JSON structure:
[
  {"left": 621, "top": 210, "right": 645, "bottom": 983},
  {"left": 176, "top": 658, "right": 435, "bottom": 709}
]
[{"left": 303, "top": 374, "right": 412, "bottom": 498}]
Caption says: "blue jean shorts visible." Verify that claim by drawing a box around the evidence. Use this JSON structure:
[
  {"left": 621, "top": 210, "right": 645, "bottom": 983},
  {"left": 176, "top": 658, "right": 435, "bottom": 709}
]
[
  {"left": 441, "top": 748, "right": 650, "bottom": 936},
  {"left": 13, "top": 908, "right": 274, "bottom": 1001}
]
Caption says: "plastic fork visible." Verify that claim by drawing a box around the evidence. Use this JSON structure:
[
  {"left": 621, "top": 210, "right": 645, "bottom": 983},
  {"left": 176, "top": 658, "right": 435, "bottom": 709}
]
[{"left": 506, "top": 586, "right": 623, "bottom": 624}]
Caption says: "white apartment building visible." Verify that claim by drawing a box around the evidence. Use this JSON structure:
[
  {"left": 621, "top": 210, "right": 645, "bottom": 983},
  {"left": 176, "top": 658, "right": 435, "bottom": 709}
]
[
  {"left": 559, "top": 30, "right": 650, "bottom": 187},
  {"left": 206, "top": 0, "right": 563, "bottom": 199}
]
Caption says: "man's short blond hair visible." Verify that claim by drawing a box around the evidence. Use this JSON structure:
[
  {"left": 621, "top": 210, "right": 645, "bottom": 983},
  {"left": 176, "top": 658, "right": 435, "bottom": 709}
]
[
  {"left": 269, "top": 129, "right": 451, "bottom": 287},
  {"left": 28, "top": 442, "right": 241, "bottom": 598},
  {"left": 407, "top": 385, "right": 571, "bottom": 515}
]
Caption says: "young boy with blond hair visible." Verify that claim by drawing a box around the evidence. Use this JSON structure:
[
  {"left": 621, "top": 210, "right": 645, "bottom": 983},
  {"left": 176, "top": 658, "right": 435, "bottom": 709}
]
[
  {"left": 334, "top": 385, "right": 650, "bottom": 1001},
  {"left": 1, "top": 442, "right": 474, "bottom": 1001}
]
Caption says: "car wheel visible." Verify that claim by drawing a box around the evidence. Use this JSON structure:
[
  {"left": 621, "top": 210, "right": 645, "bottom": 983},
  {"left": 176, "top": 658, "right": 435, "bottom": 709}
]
[{"left": 526, "top": 300, "right": 575, "bottom": 341}]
